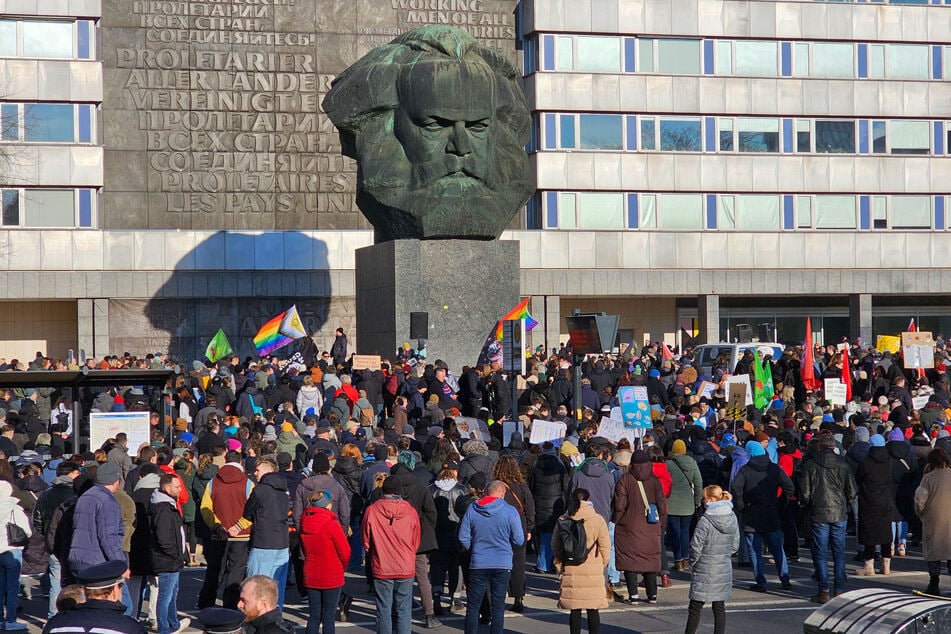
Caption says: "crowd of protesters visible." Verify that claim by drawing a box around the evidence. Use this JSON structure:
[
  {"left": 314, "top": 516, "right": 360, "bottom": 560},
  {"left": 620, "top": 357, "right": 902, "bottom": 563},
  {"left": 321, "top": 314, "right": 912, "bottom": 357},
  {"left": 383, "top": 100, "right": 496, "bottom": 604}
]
[{"left": 0, "top": 330, "right": 949, "bottom": 634}]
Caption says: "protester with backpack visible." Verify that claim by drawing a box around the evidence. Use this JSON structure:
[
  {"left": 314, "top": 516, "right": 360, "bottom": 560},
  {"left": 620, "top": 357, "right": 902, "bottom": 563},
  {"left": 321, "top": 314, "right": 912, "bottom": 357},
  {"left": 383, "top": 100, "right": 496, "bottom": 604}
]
[{"left": 552, "top": 488, "right": 610, "bottom": 634}]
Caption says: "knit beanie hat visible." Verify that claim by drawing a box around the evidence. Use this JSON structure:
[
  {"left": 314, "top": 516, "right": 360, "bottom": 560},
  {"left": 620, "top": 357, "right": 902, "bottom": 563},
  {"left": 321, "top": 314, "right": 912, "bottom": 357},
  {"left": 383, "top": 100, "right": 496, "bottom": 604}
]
[
  {"left": 888, "top": 428, "right": 905, "bottom": 442},
  {"left": 854, "top": 426, "right": 870, "bottom": 443},
  {"left": 746, "top": 441, "right": 766, "bottom": 458},
  {"left": 671, "top": 439, "right": 687, "bottom": 455},
  {"left": 870, "top": 434, "right": 886, "bottom": 447}
]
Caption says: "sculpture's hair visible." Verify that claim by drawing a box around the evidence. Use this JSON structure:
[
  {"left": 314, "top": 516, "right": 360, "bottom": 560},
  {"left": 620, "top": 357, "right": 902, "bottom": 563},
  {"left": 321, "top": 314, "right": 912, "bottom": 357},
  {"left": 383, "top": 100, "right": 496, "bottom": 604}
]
[{"left": 323, "top": 26, "right": 529, "bottom": 160}]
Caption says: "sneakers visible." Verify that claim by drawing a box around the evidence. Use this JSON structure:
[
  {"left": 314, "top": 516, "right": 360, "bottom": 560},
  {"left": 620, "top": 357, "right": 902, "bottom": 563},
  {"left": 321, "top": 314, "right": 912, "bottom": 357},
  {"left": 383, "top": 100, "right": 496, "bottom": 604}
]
[
  {"left": 171, "top": 617, "right": 191, "bottom": 634},
  {"left": 661, "top": 574, "right": 672, "bottom": 588},
  {"left": 425, "top": 615, "right": 442, "bottom": 629},
  {"left": 623, "top": 596, "right": 639, "bottom": 605},
  {"left": 897, "top": 544, "right": 907, "bottom": 557},
  {"left": 810, "top": 591, "right": 831, "bottom": 604},
  {"left": 4, "top": 623, "right": 26, "bottom": 631}
]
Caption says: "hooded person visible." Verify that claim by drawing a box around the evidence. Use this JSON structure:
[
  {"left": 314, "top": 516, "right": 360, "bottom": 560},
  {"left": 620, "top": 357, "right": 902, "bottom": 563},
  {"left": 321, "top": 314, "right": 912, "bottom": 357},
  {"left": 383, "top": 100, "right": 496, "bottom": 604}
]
[
  {"left": 457, "top": 439, "right": 495, "bottom": 487},
  {"left": 666, "top": 439, "right": 703, "bottom": 572},
  {"left": 854, "top": 433, "right": 895, "bottom": 576},
  {"left": 567, "top": 444, "right": 616, "bottom": 526},
  {"left": 886, "top": 427, "right": 917, "bottom": 557}
]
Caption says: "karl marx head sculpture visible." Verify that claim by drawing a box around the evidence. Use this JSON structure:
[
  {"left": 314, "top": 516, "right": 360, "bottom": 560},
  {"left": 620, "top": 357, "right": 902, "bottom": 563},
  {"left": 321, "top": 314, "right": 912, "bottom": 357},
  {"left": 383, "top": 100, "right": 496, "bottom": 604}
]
[{"left": 322, "top": 26, "right": 535, "bottom": 242}]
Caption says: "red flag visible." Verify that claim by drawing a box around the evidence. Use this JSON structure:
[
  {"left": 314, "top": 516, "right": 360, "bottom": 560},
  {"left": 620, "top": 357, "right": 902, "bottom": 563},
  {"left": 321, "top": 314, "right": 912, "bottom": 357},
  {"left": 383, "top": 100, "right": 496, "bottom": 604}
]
[
  {"left": 662, "top": 343, "right": 674, "bottom": 360},
  {"left": 909, "top": 318, "right": 917, "bottom": 332},
  {"left": 841, "top": 345, "right": 852, "bottom": 402},
  {"left": 802, "top": 317, "right": 821, "bottom": 391}
]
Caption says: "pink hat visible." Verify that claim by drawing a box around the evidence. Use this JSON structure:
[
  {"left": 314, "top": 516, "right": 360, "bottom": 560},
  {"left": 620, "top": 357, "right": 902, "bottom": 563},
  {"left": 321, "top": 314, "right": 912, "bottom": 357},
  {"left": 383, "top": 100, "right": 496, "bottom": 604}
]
[{"left": 227, "top": 438, "right": 242, "bottom": 452}]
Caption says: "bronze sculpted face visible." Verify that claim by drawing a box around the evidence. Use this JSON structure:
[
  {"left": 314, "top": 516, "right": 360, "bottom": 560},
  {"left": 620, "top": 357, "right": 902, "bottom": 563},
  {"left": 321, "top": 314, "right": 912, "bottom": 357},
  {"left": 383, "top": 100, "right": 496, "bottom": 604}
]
[{"left": 323, "top": 26, "right": 535, "bottom": 242}]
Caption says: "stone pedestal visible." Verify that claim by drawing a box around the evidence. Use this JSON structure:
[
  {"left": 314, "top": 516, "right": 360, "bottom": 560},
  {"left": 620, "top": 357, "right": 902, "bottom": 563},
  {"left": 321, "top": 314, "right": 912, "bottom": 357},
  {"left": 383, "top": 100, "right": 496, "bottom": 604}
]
[{"left": 356, "top": 240, "right": 520, "bottom": 372}]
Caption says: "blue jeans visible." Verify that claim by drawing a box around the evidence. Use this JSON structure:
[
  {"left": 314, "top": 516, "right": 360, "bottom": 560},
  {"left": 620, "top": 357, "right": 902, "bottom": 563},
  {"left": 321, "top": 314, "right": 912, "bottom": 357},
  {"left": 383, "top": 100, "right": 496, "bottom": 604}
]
[
  {"left": 0, "top": 550, "right": 20, "bottom": 624},
  {"left": 348, "top": 516, "right": 364, "bottom": 571},
  {"left": 606, "top": 523, "right": 619, "bottom": 584},
  {"left": 892, "top": 521, "right": 908, "bottom": 548},
  {"left": 374, "top": 577, "right": 413, "bottom": 634},
  {"left": 47, "top": 554, "right": 61, "bottom": 618},
  {"left": 811, "top": 520, "right": 847, "bottom": 593},
  {"left": 156, "top": 572, "right": 181, "bottom": 634},
  {"left": 465, "top": 568, "right": 510, "bottom": 634},
  {"left": 247, "top": 547, "right": 289, "bottom": 609},
  {"left": 744, "top": 530, "right": 789, "bottom": 588},
  {"left": 306, "top": 586, "right": 340, "bottom": 634},
  {"left": 668, "top": 515, "right": 693, "bottom": 562},
  {"left": 536, "top": 533, "right": 554, "bottom": 573}
]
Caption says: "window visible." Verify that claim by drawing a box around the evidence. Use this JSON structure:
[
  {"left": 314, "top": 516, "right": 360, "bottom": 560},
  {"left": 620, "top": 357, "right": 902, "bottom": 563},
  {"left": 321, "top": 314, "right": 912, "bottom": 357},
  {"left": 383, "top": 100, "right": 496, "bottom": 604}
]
[
  {"left": 796, "top": 196, "right": 812, "bottom": 228},
  {"left": 814, "top": 196, "right": 856, "bottom": 229},
  {"left": 658, "top": 194, "right": 704, "bottom": 229},
  {"left": 797, "top": 120, "right": 811, "bottom": 153},
  {"left": 815, "top": 120, "right": 855, "bottom": 153},
  {"left": 657, "top": 39, "right": 701, "bottom": 74},
  {"left": 737, "top": 118, "right": 780, "bottom": 152},
  {"left": 810, "top": 43, "right": 854, "bottom": 78},
  {"left": 719, "top": 118, "right": 734, "bottom": 151},
  {"left": 554, "top": 35, "right": 621, "bottom": 72},
  {"left": 0, "top": 103, "right": 95, "bottom": 143},
  {"left": 640, "top": 118, "right": 656, "bottom": 150},
  {"left": 889, "top": 120, "right": 929, "bottom": 154},
  {"left": 659, "top": 118, "right": 701, "bottom": 151},
  {"left": 890, "top": 196, "right": 931, "bottom": 229},
  {"left": 719, "top": 195, "right": 781, "bottom": 230},
  {"left": 888, "top": 45, "right": 929, "bottom": 80},
  {"left": 735, "top": 41, "right": 778, "bottom": 76},
  {"left": 579, "top": 114, "right": 623, "bottom": 150},
  {"left": 872, "top": 121, "right": 887, "bottom": 153},
  {"left": 577, "top": 193, "right": 625, "bottom": 228},
  {"left": 0, "top": 19, "right": 94, "bottom": 60},
  {"left": 0, "top": 188, "right": 96, "bottom": 227},
  {"left": 872, "top": 196, "right": 887, "bottom": 229}
]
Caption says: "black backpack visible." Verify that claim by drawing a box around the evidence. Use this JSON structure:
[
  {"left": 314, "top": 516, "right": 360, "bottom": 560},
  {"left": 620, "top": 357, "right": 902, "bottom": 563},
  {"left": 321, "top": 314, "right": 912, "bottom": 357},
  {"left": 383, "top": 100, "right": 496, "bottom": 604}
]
[{"left": 556, "top": 516, "right": 593, "bottom": 566}]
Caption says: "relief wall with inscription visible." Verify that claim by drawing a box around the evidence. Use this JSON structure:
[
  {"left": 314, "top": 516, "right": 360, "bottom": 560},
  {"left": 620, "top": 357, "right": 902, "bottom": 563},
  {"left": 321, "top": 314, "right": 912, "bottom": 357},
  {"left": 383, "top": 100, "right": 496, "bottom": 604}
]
[{"left": 101, "top": 0, "right": 520, "bottom": 230}]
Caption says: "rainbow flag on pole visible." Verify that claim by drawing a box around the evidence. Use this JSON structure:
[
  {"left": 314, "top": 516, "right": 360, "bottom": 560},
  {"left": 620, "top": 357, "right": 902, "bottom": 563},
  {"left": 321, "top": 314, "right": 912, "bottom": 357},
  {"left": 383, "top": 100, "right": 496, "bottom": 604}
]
[
  {"left": 494, "top": 297, "right": 539, "bottom": 341},
  {"left": 253, "top": 305, "right": 307, "bottom": 356}
]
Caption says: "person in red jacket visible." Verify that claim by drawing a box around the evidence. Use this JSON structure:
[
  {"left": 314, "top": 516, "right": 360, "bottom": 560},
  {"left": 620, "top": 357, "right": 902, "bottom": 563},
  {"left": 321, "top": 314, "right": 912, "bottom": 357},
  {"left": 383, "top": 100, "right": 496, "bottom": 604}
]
[
  {"left": 362, "top": 476, "right": 420, "bottom": 634},
  {"left": 299, "top": 489, "right": 350, "bottom": 634}
]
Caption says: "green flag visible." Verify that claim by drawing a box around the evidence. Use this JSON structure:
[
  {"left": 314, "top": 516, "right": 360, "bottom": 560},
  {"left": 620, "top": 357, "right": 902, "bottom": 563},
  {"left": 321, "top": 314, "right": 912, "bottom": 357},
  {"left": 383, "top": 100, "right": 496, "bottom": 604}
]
[
  {"left": 753, "top": 348, "right": 774, "bottom": 410},
  {"left": 205, "top": 328, "right": 232, "bottom": 363}
]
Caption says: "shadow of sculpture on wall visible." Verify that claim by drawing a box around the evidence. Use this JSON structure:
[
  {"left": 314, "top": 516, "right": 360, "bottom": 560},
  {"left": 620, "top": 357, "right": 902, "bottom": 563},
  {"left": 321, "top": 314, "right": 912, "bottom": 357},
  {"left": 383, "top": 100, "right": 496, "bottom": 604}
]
[{"left": 113, "top": 231, "right": 347, "bottom": 363}]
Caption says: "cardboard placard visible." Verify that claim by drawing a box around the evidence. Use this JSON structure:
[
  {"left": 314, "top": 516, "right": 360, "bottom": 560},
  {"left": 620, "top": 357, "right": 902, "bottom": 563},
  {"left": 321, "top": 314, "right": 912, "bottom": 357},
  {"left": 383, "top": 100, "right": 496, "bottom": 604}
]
[
  {"left": 351, "top": 354, "right": 382, "bottom": 371},
  {"left": 529, "top": 420, "right": 567, "bottom": 445},
  {"left": 725, "top": 374, "right": 752, "bottom": 407},
  {"left": 912, "top": 395, "right": 930, "bottom": 411},
  {"left": 697, "top": 381, "right": 717, "bottom": 399},
  {"left": 824, "top": 378, "right": 847, "bottom": 406},
  {"left": 902, "top": 331, "right": 933, "bottom": 347}
]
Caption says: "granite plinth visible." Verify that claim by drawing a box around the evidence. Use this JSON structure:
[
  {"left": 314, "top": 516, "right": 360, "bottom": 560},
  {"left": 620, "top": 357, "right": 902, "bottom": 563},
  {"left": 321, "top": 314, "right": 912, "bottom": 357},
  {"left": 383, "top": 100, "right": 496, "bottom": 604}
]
[{"left": 355, "top": 240, "right": 519, "bottom": 373}]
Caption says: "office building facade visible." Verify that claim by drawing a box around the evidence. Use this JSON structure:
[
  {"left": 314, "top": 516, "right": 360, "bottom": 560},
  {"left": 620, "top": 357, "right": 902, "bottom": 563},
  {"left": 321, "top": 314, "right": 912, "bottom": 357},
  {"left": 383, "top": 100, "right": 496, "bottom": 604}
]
[{"left": 0, "top": 0, "right": 948, "bottom": 364}]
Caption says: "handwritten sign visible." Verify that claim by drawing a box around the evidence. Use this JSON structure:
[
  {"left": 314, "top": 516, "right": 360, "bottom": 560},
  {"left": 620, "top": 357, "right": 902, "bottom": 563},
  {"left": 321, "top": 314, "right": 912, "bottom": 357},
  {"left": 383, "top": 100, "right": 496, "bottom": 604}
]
[
  {"left": 903, "top": 344, "right": 935, "bottom": 369},
  {"left": 90, "top": 411, "right": 151, "bottom": 454},
  {"left": 876, "top": 335, "right": 900, "bottom": 354},
  {"left": 351, "top": 354, "right": 382, "bottom": 371},
  {"left": 913, "top": 395, "right": 930, "bottom": 410},
  {"left": 824, "top": 379, "right": 847, "bottom": 406},
  {"left": 697, "top": 381, "right": 717, "bottom": 400},
  {"left": 618, "top": 385, "right": 652, "bottom": 429},
  {"left": 902, "top": 331, "right": 933, "bottom": 347},
  {"left": 454, "top": 417, "right": 490, "bottom": 440},
  {"left": 596, "top": 408, "right": 643, "bottom": 444},
  {"left": 529, "top": 420, "right": 567, "bottom": 445}
]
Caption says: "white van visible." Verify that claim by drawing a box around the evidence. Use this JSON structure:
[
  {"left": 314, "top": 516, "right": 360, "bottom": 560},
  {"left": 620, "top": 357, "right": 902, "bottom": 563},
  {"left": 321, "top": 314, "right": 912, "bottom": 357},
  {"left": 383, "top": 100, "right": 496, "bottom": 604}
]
[{"left": 693, "top": 342, "right": 785, "bottom": 378}]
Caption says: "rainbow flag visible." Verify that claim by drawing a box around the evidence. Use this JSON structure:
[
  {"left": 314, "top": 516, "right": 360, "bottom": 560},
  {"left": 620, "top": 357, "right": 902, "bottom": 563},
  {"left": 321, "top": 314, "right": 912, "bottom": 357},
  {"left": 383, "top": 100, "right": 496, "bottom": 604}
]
[
  {"left": 495, "top": 297, "right": 539, "bottom": 341},
  {"left": 253, "top": 305, "right": 308, "bottom": 356}
]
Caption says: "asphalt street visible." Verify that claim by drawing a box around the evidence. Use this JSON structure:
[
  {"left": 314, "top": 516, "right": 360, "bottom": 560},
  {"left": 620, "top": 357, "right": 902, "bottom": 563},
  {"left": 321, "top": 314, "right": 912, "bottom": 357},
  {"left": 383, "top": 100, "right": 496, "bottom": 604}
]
[{"left": 16, "top": 535, "right": 943, "bottom": 633}]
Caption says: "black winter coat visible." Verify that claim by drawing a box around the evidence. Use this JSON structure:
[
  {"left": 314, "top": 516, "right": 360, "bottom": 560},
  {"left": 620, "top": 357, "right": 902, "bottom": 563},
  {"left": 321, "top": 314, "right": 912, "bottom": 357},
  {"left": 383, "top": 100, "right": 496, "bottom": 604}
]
[
  {"left": 242, "top": 472, "right": 289, "bottom": 550},
  {"left": 332, "top": 457, "right": 364, "bottom": 517},
  {"left": 856, "top": 446, "right": 894, "bottom": 546},
  {"left": 887, "top": 441, "right": 918, "bottom": 522},
  {"left": 528, "top": 453, "right": 567, "bottom": 533},
  {"left": 458, "top": 454, "right": 495, "bottom": 486},
  {"left": 149, "top": 491, "right": 185, "bottom": 574},
  {"left": 428, "top": 479, "right": 468, "bottom": 551},
  {"left": 731, "top": 456, "right": 794, "bottom": 533},
  {"left": 389, "top": 463, "right": 438, "bottom": 553},
  {"left": 688, "top": 440, "right": 723, "bottom": 488},
  {"left": 129, "top": 476, "right": 160, "bottom": 575}
]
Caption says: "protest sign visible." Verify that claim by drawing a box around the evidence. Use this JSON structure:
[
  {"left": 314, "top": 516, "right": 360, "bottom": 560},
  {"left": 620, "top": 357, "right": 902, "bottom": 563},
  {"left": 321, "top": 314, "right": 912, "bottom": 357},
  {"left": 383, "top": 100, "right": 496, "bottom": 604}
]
[
  {"left": 618, "top": 385, "right": 652, "bottom": 429},
  {"left": 90, "top": 411, "right": 150, "bottom": 456},
  {"left": 502, "top": 419, "right": 524, "bottom": 447},
  {"left": 454, "top": 417, "right": 490, "bottom": 440},
  {"left": 913, "top": 395, "right": 930, "bottom": 411},
  {"left": 697, "top": 381, "right": 717, "bottom": 399},
  {"left": 351, "top": 354, "right": 382, "bottom": 371},
  {"left": 725, "top": 374, "right": 752, "bottom": 407},
  {"left": 903, "top": 344, "right": 935, "bottom": 369},
  {"left": 596, "top": 409, "right": 642, "bottom": 444},
  {"left": 529, "top": 420, "right": 567, "bottom": 445},
  {"left": 902, "top": 331, "right": 933, "bottom": 347},
  {"left": 824, "top": 378, "right": 847, "bottom": 406},
  {"left": 876, "top": 335, "right": 900, "bottom": 354}
]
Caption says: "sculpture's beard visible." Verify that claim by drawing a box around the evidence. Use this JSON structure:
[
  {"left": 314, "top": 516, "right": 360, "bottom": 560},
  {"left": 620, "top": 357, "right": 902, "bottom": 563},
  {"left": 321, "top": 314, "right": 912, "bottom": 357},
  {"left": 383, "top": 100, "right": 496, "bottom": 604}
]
[{"left": 352, "top": 119, "right": 534, "bottom": 241}]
